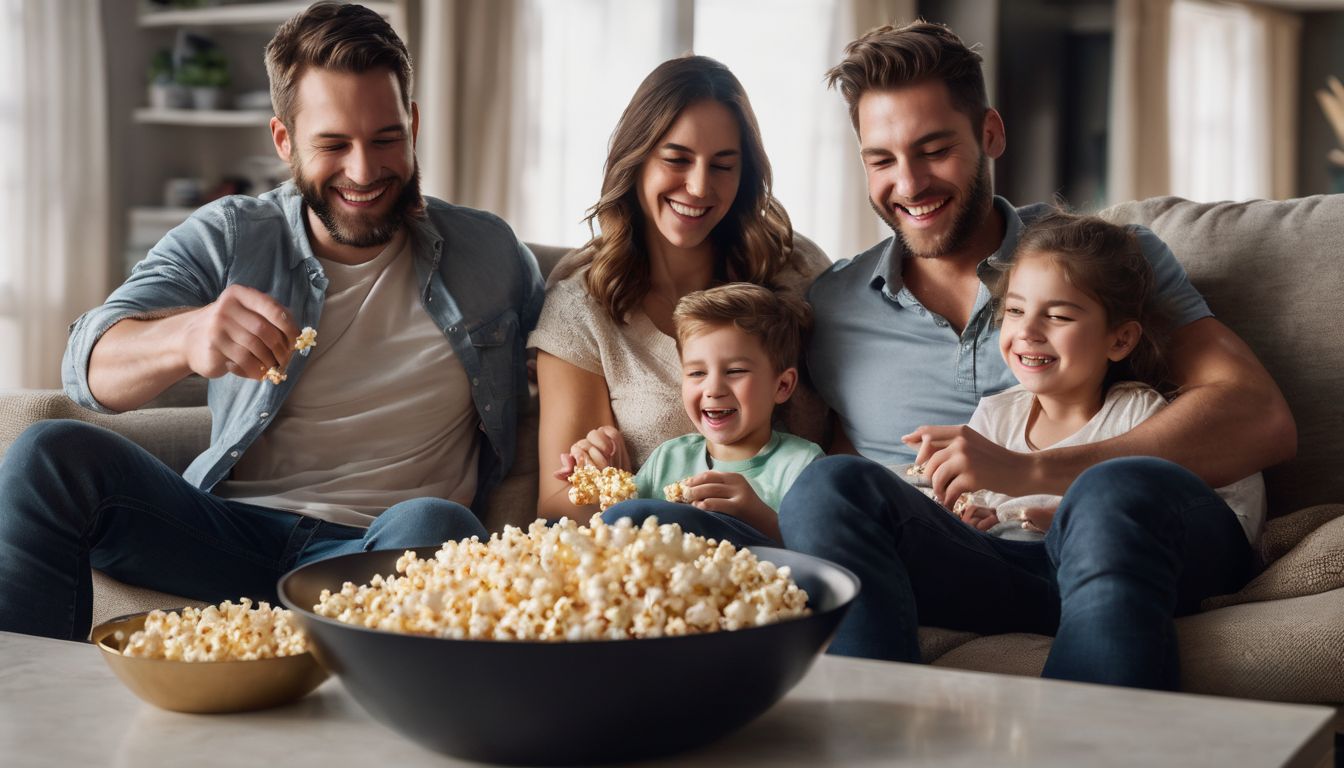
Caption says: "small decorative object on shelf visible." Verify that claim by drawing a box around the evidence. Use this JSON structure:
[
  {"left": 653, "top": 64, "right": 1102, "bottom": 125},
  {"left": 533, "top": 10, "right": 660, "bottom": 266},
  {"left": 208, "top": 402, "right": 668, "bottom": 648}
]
[
  {"left": 177, "top": 45, "right": 231, "bottom": 110},
  {"left": 146, "top": 48, "right": 190, "bottom": 109},
  {"left": 1314, "top": 75, "right": 1344, "bottom": 192}
]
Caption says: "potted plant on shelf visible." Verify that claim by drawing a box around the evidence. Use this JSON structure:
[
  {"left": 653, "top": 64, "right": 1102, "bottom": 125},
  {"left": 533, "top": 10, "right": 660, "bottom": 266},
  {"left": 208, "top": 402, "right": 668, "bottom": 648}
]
[
  {"left": 178, "top": 49, "right": 230, "bottom": 111},
  {"left": 146, "top": 49, "right": 189, "bottom": 110}
]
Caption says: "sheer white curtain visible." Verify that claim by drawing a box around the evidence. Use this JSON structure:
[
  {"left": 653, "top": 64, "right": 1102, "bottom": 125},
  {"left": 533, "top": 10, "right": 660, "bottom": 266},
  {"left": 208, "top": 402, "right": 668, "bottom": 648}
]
[
  {"left": 1167, "top": 0, "right": 1299, "bottom": 201},
  {"left": 1110, "top": 0, "right": 1300, "bottom": 204},
  {"left": 0, "top": 0, "right": 108, "bottom": 389}
]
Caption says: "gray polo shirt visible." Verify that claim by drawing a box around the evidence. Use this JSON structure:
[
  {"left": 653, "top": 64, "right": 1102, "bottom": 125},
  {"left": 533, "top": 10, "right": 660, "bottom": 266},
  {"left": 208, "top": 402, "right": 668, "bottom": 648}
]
[{"left": 807, "top": 196, "right": 1210, "bottom": 465}]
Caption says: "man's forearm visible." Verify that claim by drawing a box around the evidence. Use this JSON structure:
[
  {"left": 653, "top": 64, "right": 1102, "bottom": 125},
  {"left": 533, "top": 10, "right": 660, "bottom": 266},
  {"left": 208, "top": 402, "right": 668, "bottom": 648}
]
[{"left": 87, "top": 314, "right": 194, "bottom": 412}]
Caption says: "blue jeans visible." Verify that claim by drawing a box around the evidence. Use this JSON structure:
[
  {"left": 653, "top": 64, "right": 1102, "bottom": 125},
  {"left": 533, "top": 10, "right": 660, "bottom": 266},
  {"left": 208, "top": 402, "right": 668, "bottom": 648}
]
[
  {"left": 0, "top": 421, "right": 490, "bottom": 641},
  {"left": 778, "top": 455, "right": 1253, "bottom": 690},
  {"left": 601, "top": 499, "right": 780, "bottom": 549}
]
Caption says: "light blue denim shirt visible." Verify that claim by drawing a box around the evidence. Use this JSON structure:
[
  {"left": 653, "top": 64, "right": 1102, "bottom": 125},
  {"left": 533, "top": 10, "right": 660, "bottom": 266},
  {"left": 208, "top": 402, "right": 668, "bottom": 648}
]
[
  {"left": 63, "top": 183, "right": 544, "bottom": 514},
  {"left": 807, "top": 196, "right": 1211, "bottom": 466}
]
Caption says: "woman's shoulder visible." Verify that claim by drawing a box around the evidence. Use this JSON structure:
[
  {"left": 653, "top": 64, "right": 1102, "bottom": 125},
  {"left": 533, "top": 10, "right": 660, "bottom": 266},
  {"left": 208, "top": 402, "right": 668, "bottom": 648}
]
[{"left": 777, "top": 233, "right": 831, "bottom": 290}]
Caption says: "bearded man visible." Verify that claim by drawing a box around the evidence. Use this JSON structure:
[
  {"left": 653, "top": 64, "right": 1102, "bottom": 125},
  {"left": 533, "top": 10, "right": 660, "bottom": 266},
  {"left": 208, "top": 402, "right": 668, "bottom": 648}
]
[
  {"left": 0, "top": 2, "right": 542, "bottom": 641},
  {"left": 778, "top": 20, "right": 1294, "bottom": 691}
]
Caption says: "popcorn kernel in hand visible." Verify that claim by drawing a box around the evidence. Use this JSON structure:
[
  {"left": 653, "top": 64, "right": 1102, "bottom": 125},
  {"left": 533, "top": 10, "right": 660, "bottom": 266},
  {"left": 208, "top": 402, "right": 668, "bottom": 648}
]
[
  {"left": 264, "top": 327, "right": 318, "bottom": 386},
  {"left": 663, "top": 478, "right": 693, "bottom": 503}
]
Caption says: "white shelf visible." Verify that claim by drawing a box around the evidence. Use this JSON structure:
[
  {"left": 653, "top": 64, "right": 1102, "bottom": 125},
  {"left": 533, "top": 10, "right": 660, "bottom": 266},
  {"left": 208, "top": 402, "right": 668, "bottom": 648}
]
[
  {"left": 138, "top": 2, "right": 399, "bottom": 29},
  {"left": 134, "top": 107, "right": 270, "bottom": 127}
]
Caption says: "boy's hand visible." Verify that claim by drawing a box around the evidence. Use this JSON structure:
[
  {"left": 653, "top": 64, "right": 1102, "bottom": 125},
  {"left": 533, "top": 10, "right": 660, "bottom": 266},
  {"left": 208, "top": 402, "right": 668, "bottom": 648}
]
[
  {"left": 563, "top": 426, "right": 631, "bottom": 476},
  {"left": 684, "top": 471, "right": 765, "bottom": 515},
  {"left": 683, "top": 471, "right": 780, "bottom": 543}
]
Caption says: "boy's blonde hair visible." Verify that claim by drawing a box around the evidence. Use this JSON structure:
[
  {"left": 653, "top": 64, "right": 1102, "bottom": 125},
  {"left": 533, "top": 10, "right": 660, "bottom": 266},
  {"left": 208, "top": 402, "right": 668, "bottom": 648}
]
[{"left": 673, "top": 283, "right": 811, "bottom": 374}]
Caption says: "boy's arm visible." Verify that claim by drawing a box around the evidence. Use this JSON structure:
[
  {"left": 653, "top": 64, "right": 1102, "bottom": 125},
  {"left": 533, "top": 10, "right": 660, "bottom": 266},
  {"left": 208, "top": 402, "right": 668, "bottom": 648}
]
[{"left": 908, "top": 318, "right": 1294, "bottom": 503}]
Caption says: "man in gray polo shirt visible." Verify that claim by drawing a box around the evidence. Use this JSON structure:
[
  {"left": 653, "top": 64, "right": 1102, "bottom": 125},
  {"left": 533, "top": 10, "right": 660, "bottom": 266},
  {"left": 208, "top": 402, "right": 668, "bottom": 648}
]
[{"left": 778, "top": 21, "right": 1294, "bottom": 690}]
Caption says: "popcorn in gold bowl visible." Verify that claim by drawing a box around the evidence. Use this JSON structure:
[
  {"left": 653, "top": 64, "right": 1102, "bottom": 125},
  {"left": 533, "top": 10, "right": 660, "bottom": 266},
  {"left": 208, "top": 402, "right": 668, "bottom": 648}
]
[{"left": 91, "top": 599, "right": 328, "bottom": 714}]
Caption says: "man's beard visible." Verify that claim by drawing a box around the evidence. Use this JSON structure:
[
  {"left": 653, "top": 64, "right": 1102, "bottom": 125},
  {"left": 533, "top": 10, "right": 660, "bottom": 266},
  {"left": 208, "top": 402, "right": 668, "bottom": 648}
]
[
  {"left": 293, "top": 159, "right": 423, "bottom": 248},
  {"left": 871, "top": 153, "right": 993, "bottom": 259}
]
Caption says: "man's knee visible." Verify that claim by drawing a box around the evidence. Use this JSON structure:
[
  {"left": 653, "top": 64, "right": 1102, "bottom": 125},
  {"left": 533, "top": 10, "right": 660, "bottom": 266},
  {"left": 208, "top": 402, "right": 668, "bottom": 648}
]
[
  {"left": 368, "top": 499, "right": 487, "bottom": 549},
  {"left": 1059, "top": 457, "right": 1204, "bottom": 531},
  {"left": 5, "top": 420, "right": 111, "bottom": 474},
  {"left": 780, "top": 455, "right": 929, "bottom": 537}
]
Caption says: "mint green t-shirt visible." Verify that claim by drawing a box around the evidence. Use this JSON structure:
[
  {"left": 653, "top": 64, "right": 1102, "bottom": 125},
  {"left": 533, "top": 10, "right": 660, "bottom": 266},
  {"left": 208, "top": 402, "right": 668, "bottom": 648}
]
[{"left": 633, "top": 431, "right": 824, "bottom": 512}]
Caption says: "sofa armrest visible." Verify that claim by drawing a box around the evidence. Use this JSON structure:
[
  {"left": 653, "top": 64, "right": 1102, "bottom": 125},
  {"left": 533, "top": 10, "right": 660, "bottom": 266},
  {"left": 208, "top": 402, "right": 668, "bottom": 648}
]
[{"left": 0, "top": 390, "right": 211, "bottom": 475}]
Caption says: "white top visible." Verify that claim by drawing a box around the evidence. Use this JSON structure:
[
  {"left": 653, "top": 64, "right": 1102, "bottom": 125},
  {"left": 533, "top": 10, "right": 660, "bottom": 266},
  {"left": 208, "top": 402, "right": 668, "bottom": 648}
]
[
  {"left": 528, "top": 241, "right": 830, "bottom": 467},
  {"left": 216, "top": 232, "right": 480, "bottom": 527},
  {"left": 967, "top": 382, "right": 1266, "bottom": 543}
]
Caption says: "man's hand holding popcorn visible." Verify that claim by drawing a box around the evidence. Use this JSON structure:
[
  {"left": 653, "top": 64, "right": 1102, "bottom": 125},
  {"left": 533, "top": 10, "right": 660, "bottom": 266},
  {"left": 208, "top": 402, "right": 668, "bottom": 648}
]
[{"left": 179, "top": 284, "right": 299, "bottom": 382}]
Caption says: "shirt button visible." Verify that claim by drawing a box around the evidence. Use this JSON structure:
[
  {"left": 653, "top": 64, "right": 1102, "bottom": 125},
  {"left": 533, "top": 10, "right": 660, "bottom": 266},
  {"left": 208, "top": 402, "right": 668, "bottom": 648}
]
[
  {"left": 485, "top": 404, "right": 492, "bottom": 412},
  {"left": 472, "top": 378, "right": 479, "bottom": 386},
  {"left": 229, "top": 450, "right": 240, "bottom": 458},
  {"left": 259, "top": 412, "right": 269, "bottom": 419}
]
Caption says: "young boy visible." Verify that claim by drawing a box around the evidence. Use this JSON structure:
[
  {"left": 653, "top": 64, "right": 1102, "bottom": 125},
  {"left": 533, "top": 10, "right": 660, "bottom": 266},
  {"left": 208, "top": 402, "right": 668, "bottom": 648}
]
[{"left": 566, "top": 283, "right": 823, "bottom": 547}]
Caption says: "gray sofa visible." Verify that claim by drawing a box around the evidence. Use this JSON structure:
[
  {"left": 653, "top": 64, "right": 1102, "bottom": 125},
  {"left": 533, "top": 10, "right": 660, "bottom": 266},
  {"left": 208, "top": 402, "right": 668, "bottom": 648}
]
[{"left": 1, "top": 198, "right": 1341, "bottom": 714}]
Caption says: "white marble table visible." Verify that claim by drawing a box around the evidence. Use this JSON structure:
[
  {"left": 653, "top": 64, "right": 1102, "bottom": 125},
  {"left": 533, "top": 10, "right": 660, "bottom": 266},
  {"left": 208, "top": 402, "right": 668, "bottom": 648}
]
[{"left": 0, "top": 630, "right": 1334, "bottom": 767}]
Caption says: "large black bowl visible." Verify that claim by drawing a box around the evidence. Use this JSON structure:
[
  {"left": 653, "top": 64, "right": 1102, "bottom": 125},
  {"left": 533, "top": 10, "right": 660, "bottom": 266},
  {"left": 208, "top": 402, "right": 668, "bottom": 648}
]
[{"left": 279, "top": 545, "right": 858, "bottom": 765}]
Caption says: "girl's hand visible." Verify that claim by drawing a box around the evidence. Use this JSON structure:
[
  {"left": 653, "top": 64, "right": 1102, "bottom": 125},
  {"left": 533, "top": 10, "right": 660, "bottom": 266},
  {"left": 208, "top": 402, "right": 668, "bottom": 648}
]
[
  {"left": 1021, "top": 505, "right": 1057, "bottom": 534},
  {"left": 958, "top": 502, "right": 1000, "bottom": 532}
]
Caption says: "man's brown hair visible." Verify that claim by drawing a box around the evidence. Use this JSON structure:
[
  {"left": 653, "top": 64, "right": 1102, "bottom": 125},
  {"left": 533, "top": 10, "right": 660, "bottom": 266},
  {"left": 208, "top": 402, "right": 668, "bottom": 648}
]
[
  {"left": 264, "top": 1, "right": 412, "bottom": 130},
  {"left": 673, "top": 283, "right": 811, "bottom": 375},
  {"left": 826, "top": 20, "right": 988, "bottom": 134}
]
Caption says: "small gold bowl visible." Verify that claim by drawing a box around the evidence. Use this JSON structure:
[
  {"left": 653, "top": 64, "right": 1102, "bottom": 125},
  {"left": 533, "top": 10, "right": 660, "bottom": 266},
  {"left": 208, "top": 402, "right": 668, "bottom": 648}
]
[{"left": 91, "top": 610, "right": 329, "bottom": 714}]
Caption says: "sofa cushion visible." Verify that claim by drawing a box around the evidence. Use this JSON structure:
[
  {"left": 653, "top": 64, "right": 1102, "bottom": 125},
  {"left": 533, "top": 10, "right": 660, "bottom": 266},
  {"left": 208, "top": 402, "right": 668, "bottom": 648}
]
[
  {"left": 930, "top": 632, "right": 1051, "bottom": 677},
  {"left": 1099, "top": 195, "right": 1344, "bottom": 517},
  {"left": 1204, "top": 510, "right": 1344, "bottom": 611},
  {"left": 1177, "top": 587, "right": 1344, "bottom": 703}
]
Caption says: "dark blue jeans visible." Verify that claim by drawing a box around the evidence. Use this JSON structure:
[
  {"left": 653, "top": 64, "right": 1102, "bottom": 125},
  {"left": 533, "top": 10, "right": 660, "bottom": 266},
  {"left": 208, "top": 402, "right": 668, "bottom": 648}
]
[
  {"left": 0, "top": 420, "right": 490, "bottom": 641},
  {"left": 777, "top": 455, "right": 1253, "bottom": 690},
  {"left": 601, "top": 499, "right": 780, "bottom": 549}
]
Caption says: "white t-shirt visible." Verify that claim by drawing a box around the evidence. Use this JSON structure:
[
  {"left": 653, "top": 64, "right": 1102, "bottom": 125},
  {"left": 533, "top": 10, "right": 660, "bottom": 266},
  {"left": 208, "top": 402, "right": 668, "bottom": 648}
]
[
  {"left": 966, "top": 382, "right": 1265, "bottom": 544},
  {"left": 215, "top": 232, "right": 480, "bottom": 527}
]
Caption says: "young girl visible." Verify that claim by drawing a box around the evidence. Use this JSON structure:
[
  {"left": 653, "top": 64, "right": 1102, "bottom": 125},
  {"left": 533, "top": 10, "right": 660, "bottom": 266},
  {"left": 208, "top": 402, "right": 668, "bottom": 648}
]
[{"left": 952, "top": 211, "right": 1265, "bottom": 541}]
